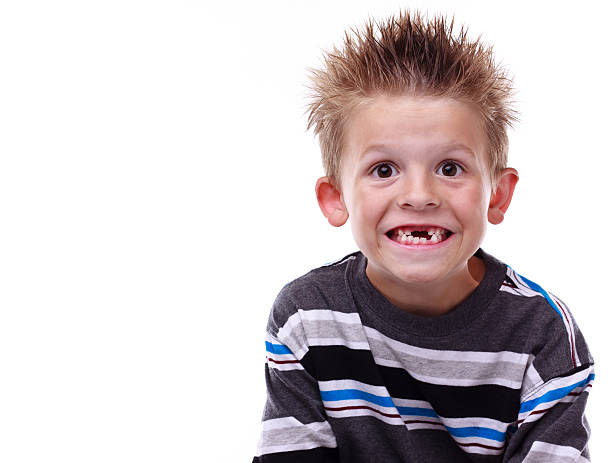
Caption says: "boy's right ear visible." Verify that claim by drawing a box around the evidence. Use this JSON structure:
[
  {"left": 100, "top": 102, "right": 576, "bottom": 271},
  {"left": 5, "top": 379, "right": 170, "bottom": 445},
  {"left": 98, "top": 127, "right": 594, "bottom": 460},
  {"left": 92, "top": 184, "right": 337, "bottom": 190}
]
[{"left": 315, "top": 177, "right": 349, "bottom": 227}]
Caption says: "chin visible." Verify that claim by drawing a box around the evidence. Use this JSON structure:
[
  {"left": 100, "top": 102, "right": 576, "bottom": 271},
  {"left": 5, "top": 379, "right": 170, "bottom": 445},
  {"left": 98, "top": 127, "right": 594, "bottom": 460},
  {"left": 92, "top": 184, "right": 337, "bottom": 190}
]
[{"left": 393, "top": 270, "right": 445, "bottom": 286}]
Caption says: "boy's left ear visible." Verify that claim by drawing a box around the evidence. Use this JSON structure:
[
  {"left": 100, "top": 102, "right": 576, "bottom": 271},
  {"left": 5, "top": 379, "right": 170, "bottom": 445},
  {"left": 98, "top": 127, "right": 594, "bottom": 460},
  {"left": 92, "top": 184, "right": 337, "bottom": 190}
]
[{"left": 488, "top": 168, "right": 519, "bottom": 225}]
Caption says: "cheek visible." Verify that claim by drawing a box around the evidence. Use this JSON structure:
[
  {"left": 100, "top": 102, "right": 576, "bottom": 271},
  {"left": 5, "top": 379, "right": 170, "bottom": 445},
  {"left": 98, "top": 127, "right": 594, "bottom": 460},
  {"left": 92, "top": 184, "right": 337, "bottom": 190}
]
[
  {"left": 347, "top": 190, "right": 383, "bottom": 237},
  {"left": 455, "top": 185, "right": 490, "bottom": 223}
]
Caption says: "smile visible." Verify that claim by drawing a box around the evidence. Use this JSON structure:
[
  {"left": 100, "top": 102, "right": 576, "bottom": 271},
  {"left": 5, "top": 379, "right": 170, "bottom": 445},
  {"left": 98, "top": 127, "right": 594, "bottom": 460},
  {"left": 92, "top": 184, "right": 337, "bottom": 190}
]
[{"left": 385, "top": 226, "right": 452, "bottom": 245}]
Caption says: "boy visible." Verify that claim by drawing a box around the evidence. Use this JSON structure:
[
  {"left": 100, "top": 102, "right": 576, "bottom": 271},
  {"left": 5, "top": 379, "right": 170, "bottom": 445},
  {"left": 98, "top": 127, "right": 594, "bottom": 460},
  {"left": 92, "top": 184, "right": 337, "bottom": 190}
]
[{"left": 253, "top": 11, "right": 594, "bottom": 463}]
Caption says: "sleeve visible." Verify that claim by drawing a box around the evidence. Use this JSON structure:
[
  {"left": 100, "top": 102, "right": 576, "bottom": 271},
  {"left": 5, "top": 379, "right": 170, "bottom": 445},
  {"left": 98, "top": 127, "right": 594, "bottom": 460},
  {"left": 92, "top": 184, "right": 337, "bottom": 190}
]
[
  {"left": 503, "top": 364, "right": 594, "bottom": 462},
  {"left": 252, "top": 289, "right": 339, "bottom": 462},
  {"left": 503, "top": 292, "right": 595, "bottom": 462}
]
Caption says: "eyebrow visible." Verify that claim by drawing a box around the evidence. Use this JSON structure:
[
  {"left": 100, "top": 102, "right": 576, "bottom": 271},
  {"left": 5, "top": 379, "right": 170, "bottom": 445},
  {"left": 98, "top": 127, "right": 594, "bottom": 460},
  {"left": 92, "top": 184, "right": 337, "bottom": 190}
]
[{"left": 361, "top": 143, "right": 476, "bottom": 159}]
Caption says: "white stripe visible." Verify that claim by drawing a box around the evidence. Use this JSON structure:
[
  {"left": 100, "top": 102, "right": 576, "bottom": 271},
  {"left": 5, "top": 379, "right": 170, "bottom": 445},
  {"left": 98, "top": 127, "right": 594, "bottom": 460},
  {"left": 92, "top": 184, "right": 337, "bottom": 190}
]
[
  {"left": 519, "top": 388, "right": 591, "bottom": 427},
  {"left": 322, "top": 397, "right": 443, "bottom": 427},
  {"left": 322, "top": 397, "right": 399, "bottom": 416},
  {"left": 267, "top": 361, "right": 304, "bottom": 372},
  {"left": 319, "top": 380, "right": 507, "bottom": 429},
  {"left": 511, "top": 271, "right": 578, "bottom": 369},
  {"left": 265, "top": 333, "right": 304, "bottom": 371},
  {"left": 261, "top": 416, "right": 302, "bottom": 431},
  {"left": 551, "top": 294, "right": 581, "bottom": 367},
  {"left": 365, "top": 329, "right": 526, "bottom": 388},
  {"left": 441, "top": 415, "right": 510, "bottom": 433},
  {"left": 318, "top": 379, "right": 388, "bottom": 395},
  {"left": 547, "top": 292, "right": 578, "bottom": 367},
  {"left": 324, "top": 406, "right": 405, "bottom": 425},
  {"left": 298, "top": 309, "right": 361, "bottom": 325},
  {"left": 323, "top": 254, "right": 357, "bottom": 267},
  {"left": 309, "top": 337, "right": 371, "bottom": 350},
  {"left": 451, "top": 434, "right": 505, "bottom": 449},
  {"left": 527, "top": 441, "right": 581, "bottom": 458},
  {"left": 505, "top": 268, "right": 541, "bottom": 298},
  {"left": 324, "top": 404, "right": 506, "bottom": 456},
  {"left": 319, "top": 379, "right": 436, "bottom": 424},
  {"left": 275, "top": 309, "right": 529, "bottom": 388},
  {"left": 275, "top": 313, "right": 309, "bottom": 360},
  {"left": 519, "top": 390, "right": 591, "bottom": 427},
  {"left": 521, "top": 367, "right": 593, "bottom": 403},
  {"left": 403, "top": 421, "right": 446, "bottom": 431},
  {"left": 300, "top": 309, "right": 362, "bottom": 323},
  {"left": 266, "top": 351, "right": 297, "bottom": 361},
  {"left": 276, "top": 310, "right": 365, "bottom": 360},
  {"left": 375, "top": 359, "right": 522, "bottom": 389},
  {"left": 392, "top": 397, "right": 436, "bottom": 409},
  {"left": 278, "top": 309, "right": 528, "bottom": 364},
  {"left": 524, "top": 356, "right": 544, "bottom": 392},
  {"left": 460, "top": 445, "right": 504, "bottom": 456},
  {"left": 318, "top": 379, "right": 511, "bottom": 441},
  {"left": 257, "top": 419, "right": 336, "bottom": 456},
  {"left": 364, "top": 325, "right": 528, "bottom": 364},
  {"left": 519, "top": 368, "right": 593, "bottom": 424},
  {"left": 499, "top": 284, "right": 524, "bottom": 297}
]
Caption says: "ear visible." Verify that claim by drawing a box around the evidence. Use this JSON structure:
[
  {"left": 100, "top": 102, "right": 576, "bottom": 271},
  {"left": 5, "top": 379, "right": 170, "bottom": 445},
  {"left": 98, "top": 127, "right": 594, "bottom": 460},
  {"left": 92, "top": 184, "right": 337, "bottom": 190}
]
[
  {"left": 488, "top": 168, "right": 519, "bottom": 225},
  {"left": 315, "top": 176, "right": 349, "bottom": 227}
]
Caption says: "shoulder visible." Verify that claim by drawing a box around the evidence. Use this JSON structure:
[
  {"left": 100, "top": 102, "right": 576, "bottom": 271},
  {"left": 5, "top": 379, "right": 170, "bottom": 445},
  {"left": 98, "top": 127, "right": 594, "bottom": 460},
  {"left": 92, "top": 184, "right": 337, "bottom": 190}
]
[
  {"left": 496, "top": 261, "right": 593, "bottom": 379},
  {"left": 267, "top": 251, "right": 362, "bottom": 335}
]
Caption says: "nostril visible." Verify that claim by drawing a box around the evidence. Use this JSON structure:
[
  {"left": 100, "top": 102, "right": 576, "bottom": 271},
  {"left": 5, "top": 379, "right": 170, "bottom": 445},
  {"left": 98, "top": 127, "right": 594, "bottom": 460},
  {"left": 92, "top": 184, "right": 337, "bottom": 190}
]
[{"left": 399, "top": 199, "right": 440, "bottom": 209}]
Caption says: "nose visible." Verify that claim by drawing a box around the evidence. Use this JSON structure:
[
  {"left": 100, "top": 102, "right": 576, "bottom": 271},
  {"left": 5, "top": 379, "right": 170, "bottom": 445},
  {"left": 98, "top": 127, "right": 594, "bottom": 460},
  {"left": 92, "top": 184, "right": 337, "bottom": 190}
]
[{"left": 396, "top": 171, "right": 440, "bottom": 211}]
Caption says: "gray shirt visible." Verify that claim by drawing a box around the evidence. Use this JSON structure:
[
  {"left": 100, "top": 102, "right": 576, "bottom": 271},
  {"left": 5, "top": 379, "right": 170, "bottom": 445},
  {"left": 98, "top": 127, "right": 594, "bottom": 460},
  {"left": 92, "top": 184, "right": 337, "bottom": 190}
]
[{"left": 254, "top": 249, "right": 594, "bottom": 462}]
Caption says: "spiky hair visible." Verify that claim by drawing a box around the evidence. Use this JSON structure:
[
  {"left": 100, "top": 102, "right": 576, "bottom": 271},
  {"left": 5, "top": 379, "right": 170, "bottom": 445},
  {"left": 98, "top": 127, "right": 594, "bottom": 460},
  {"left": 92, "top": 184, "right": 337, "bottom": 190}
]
[{"left": 306, "top": 11, "right": 517, "bottom": 184}]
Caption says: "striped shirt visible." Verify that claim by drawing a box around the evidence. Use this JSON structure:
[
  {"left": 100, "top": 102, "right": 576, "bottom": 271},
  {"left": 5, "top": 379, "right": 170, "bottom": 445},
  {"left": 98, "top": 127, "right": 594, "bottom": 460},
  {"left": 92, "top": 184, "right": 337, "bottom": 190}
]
[{"left": 253, "top": 249, "right": 594, "bottom": 462}]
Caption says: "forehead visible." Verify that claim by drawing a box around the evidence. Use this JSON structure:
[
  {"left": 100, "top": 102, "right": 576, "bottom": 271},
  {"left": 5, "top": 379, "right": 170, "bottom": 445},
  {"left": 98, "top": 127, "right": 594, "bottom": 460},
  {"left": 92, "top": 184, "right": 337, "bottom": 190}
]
[{"left": 341, "top": 94, "right": 488, "bottom": 169}]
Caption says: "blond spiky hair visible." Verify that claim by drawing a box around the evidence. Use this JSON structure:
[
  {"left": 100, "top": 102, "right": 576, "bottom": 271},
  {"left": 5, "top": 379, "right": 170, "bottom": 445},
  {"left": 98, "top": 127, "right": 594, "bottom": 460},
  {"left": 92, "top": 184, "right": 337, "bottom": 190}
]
[{"left": 306, "top": 11, "right": 517, "bottom": 185}]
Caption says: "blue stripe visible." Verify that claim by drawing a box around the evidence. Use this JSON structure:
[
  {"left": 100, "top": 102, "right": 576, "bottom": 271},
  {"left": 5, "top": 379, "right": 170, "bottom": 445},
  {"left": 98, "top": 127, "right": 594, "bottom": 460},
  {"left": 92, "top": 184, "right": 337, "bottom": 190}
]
[
  {"left": 320, "top": 389, "right": 395, "bottom": 408},
  {"left": 321, "top": 388, "right": 506, "bottom": 442},
  {"left": 517, "top": 273, "right": 563, "bottom": 318},
  {"left": 321, "top": 389, "right": 438, "bottom": 418},
  {"left": 321, "top": 389, "right": 439, "bottom": 418},
  {"left": 265, "top": 341, "right": 292, "bottom": 355},
  {"left": 520, "top": 373, "right": 595, "bottom": 414},
  {"left": 396, "top": 406, "right": 438, "bottom": 418},
  {"left": 446, "top": 425, "right": 506, "bottom": 442}
]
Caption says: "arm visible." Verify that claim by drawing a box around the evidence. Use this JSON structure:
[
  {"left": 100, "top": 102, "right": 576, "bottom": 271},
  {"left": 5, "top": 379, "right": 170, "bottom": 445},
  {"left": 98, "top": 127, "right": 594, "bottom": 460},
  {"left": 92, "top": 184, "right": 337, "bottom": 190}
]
[
  {"left": 501, "top": 277, "right": 595, "bottom": 462},
  {"left": 503, "top": 363, "right": 594, "bottom": 462},
  {"left": 253, "top": 334, "right": 339, "bottom": 463}
]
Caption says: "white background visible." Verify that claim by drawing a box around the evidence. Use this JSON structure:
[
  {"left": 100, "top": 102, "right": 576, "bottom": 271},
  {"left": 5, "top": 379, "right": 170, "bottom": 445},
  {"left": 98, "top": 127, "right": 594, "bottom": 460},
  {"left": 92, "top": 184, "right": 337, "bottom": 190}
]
[{"left": 0, "top": 0, "right": 609, "bottom": 461}]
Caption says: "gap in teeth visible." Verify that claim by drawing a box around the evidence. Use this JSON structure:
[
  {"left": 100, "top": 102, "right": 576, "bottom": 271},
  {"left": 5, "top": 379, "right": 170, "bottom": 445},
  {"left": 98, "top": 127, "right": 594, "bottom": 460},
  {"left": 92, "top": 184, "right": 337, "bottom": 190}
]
[
  {"left": 396, "top": 228, "right": 446, "bottom": 244},
  {"left": 398, "top": 228, "right": 445, "bottom": 236}
]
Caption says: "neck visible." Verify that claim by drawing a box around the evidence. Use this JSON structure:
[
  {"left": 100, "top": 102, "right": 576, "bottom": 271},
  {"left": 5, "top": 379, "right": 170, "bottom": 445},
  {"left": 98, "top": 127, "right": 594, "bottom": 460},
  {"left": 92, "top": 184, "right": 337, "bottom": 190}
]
[{"left": 366, "top": 255, "right": 485, "bottom": 317}]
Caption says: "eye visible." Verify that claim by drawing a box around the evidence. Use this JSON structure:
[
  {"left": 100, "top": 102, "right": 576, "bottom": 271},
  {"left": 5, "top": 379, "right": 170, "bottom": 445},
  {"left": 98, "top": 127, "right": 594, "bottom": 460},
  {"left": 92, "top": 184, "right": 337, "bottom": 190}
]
[
  {"left": 371, "top": 163, "right": 398, "bottom": 179},
  {"left": 437, "top": 161, "right": 464, "bottom": 177}
]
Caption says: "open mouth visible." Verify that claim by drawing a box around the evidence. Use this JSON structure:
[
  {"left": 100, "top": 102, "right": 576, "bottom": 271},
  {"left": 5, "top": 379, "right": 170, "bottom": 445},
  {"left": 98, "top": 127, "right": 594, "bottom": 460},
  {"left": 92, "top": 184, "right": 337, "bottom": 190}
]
[{"left": 386, "top": 226, "right": 453, "bottom": 245}]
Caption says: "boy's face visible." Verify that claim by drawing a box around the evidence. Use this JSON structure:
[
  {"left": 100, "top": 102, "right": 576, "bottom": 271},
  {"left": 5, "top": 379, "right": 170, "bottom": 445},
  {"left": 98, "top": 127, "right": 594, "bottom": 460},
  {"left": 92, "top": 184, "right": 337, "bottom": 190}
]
[{"left": 316, "top": 94, "right": 517, "bottom": 307}]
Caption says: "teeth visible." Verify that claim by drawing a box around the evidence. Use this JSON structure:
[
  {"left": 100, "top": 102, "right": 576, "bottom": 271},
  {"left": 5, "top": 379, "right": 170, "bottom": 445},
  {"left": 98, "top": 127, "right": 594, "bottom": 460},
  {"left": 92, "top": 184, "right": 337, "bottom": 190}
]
[{"left": 394, "top": 226, "right": 448, "bottom": 245}]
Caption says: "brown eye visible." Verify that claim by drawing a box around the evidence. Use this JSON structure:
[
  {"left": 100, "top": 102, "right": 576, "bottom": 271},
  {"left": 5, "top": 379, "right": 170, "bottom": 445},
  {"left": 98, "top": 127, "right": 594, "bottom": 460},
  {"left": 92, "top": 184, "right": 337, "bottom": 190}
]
[
  {"left": 373, "top": 163, "right": 396, "bottom": 178},
  {"left": 438, "top": 162, "right": 462, "bottom": 177}
]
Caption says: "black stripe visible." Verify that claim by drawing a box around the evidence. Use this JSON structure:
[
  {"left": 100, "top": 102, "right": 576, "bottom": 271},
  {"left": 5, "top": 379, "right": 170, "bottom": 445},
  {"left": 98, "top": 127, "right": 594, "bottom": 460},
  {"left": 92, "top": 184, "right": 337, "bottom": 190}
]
[
  {"left": 379, "top": 362, "right": 520, "bottom": 422},
  {"left": 301, "top": 345, "right": 380, "bottom": 385},
  {"left": 502, "top": 275, "right": 518, "bottom": 289},
  {"left": 252, "top": 446, "right": 340, "bottom": 463},
  {"left": 303, "top": 345, "right": 520, "bottom": 422},
  {"left": 554, "top": 362, "right": 593, "bottom": 379}
]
